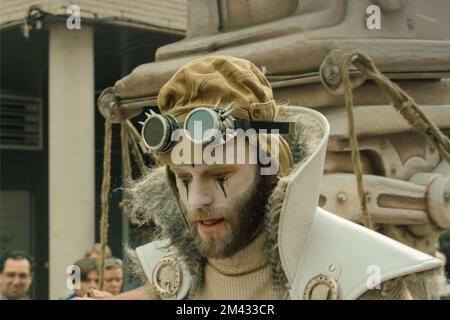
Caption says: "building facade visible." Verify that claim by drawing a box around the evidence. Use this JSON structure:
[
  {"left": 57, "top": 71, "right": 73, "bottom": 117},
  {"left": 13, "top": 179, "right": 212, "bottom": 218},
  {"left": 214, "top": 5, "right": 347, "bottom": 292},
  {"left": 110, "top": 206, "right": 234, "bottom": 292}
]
[{"left": 0, "top": 0, "right": 186, "bottom": 299}]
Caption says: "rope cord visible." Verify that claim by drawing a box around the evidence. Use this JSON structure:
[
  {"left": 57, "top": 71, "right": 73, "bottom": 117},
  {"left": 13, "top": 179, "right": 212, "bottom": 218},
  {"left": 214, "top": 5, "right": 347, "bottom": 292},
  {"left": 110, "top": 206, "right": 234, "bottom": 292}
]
[
  {"left": 339, "top": 53, "right": 374, "bottom": 229},
  {"left": 338, "top": 49, "right": 450, "bottom": 229},
  {"left": 98, "top": 120, "right": 112, "bottom": 289}
]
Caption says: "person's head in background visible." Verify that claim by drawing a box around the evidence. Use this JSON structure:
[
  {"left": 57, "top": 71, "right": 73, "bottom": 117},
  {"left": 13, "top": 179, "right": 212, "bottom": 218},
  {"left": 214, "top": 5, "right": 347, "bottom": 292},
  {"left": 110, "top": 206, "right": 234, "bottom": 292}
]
[
  {"left": 0, "top": 250, "right": 33, "bottom": 300},
  {"left": 103, "top": 258, "right": 124, "bottom": 296},
  {"left": 84, "top": 243, "right": 112, "bottom": 262},
  {"left": 74, "top": 258, "right": 99, "bottom": 297}
]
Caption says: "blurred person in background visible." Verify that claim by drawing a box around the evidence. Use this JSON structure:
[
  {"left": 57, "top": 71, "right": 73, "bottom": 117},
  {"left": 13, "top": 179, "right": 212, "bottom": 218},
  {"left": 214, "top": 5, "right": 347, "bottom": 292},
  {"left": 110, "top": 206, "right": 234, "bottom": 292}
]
[
  {"left": 84, "top": 243, "right": 112, "bottom": 262},
  {"left": 103, "top": 258, "right": 124, "bottom": 296},
  {"left": 0, "top": 250, "right": 33, "bottom": 300},
  {"left": 64, "top": 258, "right": 99, "bottom": 299}
]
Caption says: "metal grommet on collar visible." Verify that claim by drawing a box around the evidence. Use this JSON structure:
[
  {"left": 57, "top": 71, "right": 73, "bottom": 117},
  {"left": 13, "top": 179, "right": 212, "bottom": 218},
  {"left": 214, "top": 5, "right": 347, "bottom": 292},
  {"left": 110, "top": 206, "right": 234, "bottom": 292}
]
[
  {"left": 152, "top": 256, "right": 181, "bottom": 299},
  {"left": 303, "top": 274, "right": 339, "bottom": 300}
]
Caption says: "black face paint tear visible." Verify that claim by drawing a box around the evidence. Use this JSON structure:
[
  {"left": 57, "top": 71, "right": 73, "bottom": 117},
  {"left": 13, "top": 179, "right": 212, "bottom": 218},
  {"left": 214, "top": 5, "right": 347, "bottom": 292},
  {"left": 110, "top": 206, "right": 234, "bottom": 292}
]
[
  {"left": 182, "top": 179, "right": 189, "bottom": 200},
  {"left": 218, "top": 180, "right": 227, "bottom": 198},
  {"left": 216, "top": 176, "right": 228, "bottom": 198}
]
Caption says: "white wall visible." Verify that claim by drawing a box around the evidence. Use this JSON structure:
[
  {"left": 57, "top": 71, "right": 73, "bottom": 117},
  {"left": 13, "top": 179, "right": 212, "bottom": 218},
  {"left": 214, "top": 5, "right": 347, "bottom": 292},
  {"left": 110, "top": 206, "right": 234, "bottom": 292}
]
[{"left": 48, "top": 23, "right": 95, "bottom": 299}]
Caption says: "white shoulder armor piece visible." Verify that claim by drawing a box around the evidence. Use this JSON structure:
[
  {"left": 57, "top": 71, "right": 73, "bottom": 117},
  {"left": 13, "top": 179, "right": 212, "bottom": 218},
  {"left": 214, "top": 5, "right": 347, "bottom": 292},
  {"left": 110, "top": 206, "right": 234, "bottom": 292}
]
[
  {"left": 135, "top": 240, "right": 191, "bottom": 300},
  {"left": 274, "top": 107, "right": 442, "bottom": 300},
  {"left": 290, "top": 207, "right": 443, "bottom": 300}
]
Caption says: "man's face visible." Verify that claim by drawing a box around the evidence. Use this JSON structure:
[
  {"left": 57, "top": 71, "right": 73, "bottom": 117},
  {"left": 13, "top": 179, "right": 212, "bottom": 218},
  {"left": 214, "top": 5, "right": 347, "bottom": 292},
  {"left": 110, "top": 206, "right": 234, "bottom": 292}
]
[
  {"left": 76, "top": 270, "right": 99, "bottom": 297},
  {"left": 172, "top": 163, "right": 269, "bottom": 259},
  {"left": 87, "top": 251, "right": 100, "bottom": 261},
  {"left": 103, "top": 267, "right": 123, "bottom": 296},
  {"left": 0, "top": 259, "right": 32, "bottom": 300}
]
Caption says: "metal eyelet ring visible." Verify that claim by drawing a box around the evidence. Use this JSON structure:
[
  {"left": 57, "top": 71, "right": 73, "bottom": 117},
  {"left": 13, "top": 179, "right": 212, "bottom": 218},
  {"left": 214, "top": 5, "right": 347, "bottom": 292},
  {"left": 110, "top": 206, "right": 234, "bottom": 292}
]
[
  {"left": 152, "top": 256, "right": 181, "bottom": 298},
  {"left": 303, "top": 274, "right": 339, "bottom": 300}
]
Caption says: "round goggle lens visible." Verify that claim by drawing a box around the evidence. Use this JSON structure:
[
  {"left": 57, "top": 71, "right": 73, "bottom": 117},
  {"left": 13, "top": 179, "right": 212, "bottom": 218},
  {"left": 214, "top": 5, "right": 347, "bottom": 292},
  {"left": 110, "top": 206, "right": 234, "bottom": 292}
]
[
  {"left": 143, "top": 116, "right": 165, "bottom": 149},
  {"left": 185, "top": 109, "right": 216, "bottom": 143}
]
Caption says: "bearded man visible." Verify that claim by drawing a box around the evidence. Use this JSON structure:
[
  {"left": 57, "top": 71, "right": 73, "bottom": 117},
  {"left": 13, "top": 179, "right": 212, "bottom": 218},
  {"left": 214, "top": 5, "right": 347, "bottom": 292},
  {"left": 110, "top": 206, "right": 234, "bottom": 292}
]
[{"left": 118, "top": 56, "right": 442, "bottom": 300}]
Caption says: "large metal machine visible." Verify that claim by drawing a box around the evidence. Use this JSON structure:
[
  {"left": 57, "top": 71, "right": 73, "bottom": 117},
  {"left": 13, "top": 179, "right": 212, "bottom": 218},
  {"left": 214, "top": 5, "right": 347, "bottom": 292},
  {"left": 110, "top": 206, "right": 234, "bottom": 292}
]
[{"left": 97, "top": 0, "right": 450, "bottom": 297}]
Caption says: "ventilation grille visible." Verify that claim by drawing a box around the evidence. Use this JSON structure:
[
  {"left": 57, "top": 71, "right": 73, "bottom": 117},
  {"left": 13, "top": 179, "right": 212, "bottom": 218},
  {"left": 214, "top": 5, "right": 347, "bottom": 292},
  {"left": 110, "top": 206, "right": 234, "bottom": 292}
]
[{"left": 0, "top": 95, "right": 42, "bottom": 150}]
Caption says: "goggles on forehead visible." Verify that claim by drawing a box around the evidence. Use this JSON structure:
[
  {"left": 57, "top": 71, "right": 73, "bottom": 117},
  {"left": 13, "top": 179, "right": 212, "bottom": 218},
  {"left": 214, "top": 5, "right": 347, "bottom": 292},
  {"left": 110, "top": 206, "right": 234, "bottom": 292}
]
[{"left": 140, "top": 102, "right": 294, "bottom": 153}]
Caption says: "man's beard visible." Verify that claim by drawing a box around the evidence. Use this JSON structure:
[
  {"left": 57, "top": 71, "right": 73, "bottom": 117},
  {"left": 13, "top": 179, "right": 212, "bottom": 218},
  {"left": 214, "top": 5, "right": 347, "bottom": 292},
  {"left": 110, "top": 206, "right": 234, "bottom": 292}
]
[
  {"left": 4, "top": 286, "right": 26, "bottom": 300},
  {"left": 181, "top": 172, "right": 270, "bottom": 259}
]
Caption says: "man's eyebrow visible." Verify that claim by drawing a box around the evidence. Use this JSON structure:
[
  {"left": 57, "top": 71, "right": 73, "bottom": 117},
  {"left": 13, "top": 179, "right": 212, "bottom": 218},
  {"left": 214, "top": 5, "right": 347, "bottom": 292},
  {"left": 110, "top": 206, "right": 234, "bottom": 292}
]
[
  {"left": 170, "top": 166, "right": 190, "bottom": 174},
  {"left": 203, "top": 165, "right": 237, "bottom": 173},
  {"left": 171, "top": 164, "right": 237, "bottom": 174}
]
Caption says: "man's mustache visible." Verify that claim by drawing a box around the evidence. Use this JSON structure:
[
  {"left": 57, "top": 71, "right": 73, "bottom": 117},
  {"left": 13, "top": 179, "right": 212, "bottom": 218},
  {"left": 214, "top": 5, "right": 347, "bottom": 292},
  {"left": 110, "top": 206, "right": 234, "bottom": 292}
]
[{"left": 186, "top": 208, "right": 227, "bottom": 222}]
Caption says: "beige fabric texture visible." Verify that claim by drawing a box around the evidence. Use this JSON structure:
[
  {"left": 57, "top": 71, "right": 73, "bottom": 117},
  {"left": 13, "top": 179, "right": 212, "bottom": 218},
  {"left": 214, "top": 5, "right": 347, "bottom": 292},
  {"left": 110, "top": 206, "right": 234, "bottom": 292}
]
[
  {"left": 155, "top": 55, "right": 293, "bottom": 176},
  {"left": 158, "top": 55, "right": 273, "bottom": 121}
]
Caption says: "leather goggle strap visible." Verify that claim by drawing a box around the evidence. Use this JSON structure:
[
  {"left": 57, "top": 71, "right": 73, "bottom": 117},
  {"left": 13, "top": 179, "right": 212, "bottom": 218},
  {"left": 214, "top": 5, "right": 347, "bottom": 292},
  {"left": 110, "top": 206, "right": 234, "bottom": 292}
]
[{"left": 233, "top": 119, "right": 294, "bottom": 134}]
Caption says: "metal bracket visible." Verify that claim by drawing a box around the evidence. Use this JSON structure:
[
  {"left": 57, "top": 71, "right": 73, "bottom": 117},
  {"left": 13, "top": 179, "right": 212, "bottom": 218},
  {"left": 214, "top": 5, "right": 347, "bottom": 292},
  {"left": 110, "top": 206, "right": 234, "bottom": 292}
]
[
  {"left": 97, "top": 87, "right": 143, "bottom": 123},
  {"left": 319, "top": 49, "right": 366, "bottom": 96}
]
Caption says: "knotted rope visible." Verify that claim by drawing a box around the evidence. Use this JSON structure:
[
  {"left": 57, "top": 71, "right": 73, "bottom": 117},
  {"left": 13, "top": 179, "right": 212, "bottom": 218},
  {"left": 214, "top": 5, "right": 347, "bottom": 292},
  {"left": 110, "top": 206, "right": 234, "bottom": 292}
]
[{"left": 338, "top": 49, "right": 450, "bottom": 229}]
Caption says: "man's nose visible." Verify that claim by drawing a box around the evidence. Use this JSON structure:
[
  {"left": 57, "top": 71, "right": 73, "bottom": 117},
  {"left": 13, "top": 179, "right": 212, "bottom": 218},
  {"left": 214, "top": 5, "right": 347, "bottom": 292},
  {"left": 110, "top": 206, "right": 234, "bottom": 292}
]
[
  {"left": 188, "top": 178, "right": 213, "bottom": 209},
  {"left": 12, "top": 276, "right": 22, "bottom": 286}
]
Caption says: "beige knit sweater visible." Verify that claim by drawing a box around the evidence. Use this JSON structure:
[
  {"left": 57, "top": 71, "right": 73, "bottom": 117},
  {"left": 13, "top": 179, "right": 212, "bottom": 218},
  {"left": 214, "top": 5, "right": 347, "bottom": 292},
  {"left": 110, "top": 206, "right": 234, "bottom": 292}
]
[{"left": 192, "top": 230, "right": 283, "bottom": 300}]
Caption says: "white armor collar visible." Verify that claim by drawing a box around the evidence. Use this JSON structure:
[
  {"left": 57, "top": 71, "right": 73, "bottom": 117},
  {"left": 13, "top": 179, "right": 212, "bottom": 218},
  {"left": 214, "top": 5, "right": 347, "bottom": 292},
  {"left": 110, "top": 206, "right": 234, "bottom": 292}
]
[{"left": 275, "top": 106, "right": 442, "bottom": 299}]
